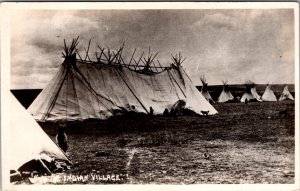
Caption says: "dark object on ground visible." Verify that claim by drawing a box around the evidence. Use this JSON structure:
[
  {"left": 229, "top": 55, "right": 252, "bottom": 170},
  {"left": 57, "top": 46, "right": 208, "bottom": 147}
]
[
  {"left": 10, "top": 170, "right": 22, "bottom": 182},
  {"left": 149, "top": 107, "right": 154, "bottom": 116},
  {"left": 204, "top": 153, "right": 211, "bottom": 160},
  {"left": 17, "top": 157, "right": 71, "bottom": 179},
  {"left": 279, "top": 110, "right": 288, "bottom": 117},
  {"left": 117, "top": 138, "right": 130, "bottom": 147},
  {"left": 18, "top": 159, "right": 51, "bottom": 175},
  {"left": 163, "top": 109, "right": 170, "bottom": 117},
  {"left": 96, "top": 151, "right": 111, "bottom": 157},
  {"left": 56, "top": 127, "right": 68, "bottom": 152},
  {"left": 201, "top": 110, "right": 209, "bottom": 116},
  {"left": 170, "top": 108, "right": 176, "bottom": 118},
  {"left": 58, "top": 142, "right": 68, "bottom": 152}
]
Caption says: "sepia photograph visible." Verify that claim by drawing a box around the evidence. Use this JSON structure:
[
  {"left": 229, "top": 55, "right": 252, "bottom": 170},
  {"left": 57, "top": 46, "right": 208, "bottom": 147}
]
[{"left": 1, "top": 2, "right": 299, "bottom": 191}]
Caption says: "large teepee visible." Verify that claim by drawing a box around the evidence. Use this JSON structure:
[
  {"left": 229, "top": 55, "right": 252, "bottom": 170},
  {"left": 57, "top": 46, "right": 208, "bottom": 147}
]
[
  {"left": 261, "top": 84, "right": 277, "bottom": 101},
  {"left": 279, "top": 85, "right": 294, "bottom": 101},
  {"left": 9, "top": 93, "right": 70, "bottom": 172},
  {"left": 28, "top": 38, "right": 217, "bottom": 121},
  {"left": 217, "top": 80, "right": 234, "bottom": 103},
  {"left": 199, "top": 75, "right": 215, "bottom": 103},
  {"left": 240, "top": 81, "right": 262, "bottom": 102}
]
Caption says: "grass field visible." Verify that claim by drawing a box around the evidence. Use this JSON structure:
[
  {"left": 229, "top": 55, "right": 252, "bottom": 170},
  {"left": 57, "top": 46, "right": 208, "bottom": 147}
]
[{"left": 32, "top": 100, "right": 295, "bottom": 184}]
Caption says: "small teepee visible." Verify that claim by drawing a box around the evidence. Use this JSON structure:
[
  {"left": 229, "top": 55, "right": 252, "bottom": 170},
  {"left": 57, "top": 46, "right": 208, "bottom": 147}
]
[
  {"left": 261, "top": 84, "right": 277, "bottom": 101},
  {"left": 240, "top": 81, "right": 262, "bottom": 102},
  {"left": 200, "top": 75, "right": 215, "bottom": 103},
  {"left": 217, "top": 80, "right": 234, "bottom": 103},
  {"left": 279, "top": 85, "right": 294, "bottom": 101}
]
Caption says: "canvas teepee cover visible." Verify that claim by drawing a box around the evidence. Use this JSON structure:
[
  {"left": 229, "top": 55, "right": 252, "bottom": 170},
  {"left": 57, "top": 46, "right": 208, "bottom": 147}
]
[
  {"left": 28, "top": 39, "right": 217, "bottom": 121},
  {"left": 9, "top": 93, "right": 70, "bottom": 171},
  {"left": 240, "top": 82, "right": 262, "bottom": 102},
  {"left": 261, "top": 84, "right": 277, "bottom": 101},
  {"left": 199, "top": 75, "right": 215, "bottom": 103},
  {"left": 279, "top": 86, "right": 294, "bottom": 101},
  {"left": 217, "top": 81, "right": 234, "bottom": 103}
]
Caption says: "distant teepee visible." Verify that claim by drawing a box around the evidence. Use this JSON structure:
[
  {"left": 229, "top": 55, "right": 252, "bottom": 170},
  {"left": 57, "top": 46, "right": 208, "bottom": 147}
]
[
  {"left": 240, "top": 81, "right": 262, "bottom": 102},
  {"left": 200, "top": 75, "right": 215, "bottom": 103},
  {"left": 261, "top": 84, "right": 277, "bottom": 101},
  {"left": 279, "top": 85, "right": 294, "bottom": 101},
  {"left": 217, "top": 80, "right": 234, "bottom": 103}
]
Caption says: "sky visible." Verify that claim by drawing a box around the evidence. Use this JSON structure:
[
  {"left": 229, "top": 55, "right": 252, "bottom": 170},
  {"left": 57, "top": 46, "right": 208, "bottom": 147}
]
[{"left": 10, "top": 9, "right": 295, "bottom": 89}]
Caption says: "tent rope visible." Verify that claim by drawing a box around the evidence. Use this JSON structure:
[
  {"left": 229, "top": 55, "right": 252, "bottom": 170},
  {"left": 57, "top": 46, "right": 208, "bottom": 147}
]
[
  {"left": 70, "top": 72, "right": 80, "bottom": 119},
  {"left": 84, "top": 63, "right": 97, "bottom": 116},
  {"left": 94, "top": 66, "right": 104, "bottom": 113},
  {"left": 66, "top": 70, "right": 68, "bottom": 124},
  {"left": 42, "top": 66, "right": 68, "bottom": 122},
  {"left": 114, "top": 68, "right": 149, "bottom": 114},
  {"left": 71, "top": 63, "right": 114, "bottom": 105},
  {"left": 166, "top": 70, "right": 180, "bottom": 98},
  {"left": 167, "top": 70, "right": 186, "bottom": 98},
  {"left": 71, "top": 68, "right": 116, "bottom": 115}
]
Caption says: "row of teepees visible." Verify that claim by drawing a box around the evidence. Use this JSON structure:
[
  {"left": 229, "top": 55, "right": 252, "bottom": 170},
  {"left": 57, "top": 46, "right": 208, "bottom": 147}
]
[{"left": 200, "top": 77, "right": 294, "bottom": 103}]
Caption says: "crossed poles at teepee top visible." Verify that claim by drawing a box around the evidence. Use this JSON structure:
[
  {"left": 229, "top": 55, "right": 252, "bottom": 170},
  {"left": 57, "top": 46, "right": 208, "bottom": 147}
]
[{"left": 62, "top": 37, "right": 188, "bottom": 74}]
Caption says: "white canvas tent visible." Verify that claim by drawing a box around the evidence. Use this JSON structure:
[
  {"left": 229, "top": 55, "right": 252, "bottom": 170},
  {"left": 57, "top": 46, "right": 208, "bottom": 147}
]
[
  {"left": 240, "top": 81, "right": 262, "bottom": 102},
  {"left": 261, "top": 84, "right": 277, "bottom": 101},
  {"left": 217, "top": 81, "right": 234, "bottom": 103},
  {"left": 199, "top": 75, "right": 215, "bottom": 103},
  {"left": 9, "top": 93, "right": 70, "bottom": 172},
  {"left": 279, "top": 85, "right": 294, "bottom": 101},
  {"left": 28, "top": 38, "right": 217, "bottom": 121}
]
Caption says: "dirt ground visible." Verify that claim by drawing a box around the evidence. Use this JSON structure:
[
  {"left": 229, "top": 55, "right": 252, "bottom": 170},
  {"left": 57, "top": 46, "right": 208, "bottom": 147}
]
[{"left": 25, "top": 100, "right": 295, "bottom": 184}]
